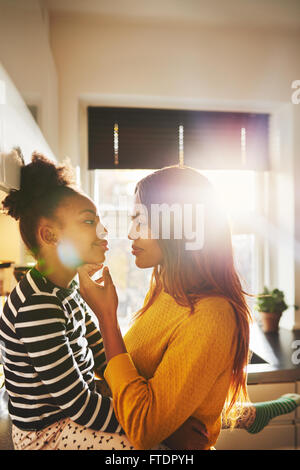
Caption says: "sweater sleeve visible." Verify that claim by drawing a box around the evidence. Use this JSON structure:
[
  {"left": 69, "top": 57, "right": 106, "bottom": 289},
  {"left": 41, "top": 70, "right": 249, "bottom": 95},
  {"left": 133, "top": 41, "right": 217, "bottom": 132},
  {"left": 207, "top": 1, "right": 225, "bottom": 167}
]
[
  {"left": 15, "top": 294, "right": 121, "bottom": 433},
  {"left": 104, "top": 301, "right": 237, "bottom": 449}
]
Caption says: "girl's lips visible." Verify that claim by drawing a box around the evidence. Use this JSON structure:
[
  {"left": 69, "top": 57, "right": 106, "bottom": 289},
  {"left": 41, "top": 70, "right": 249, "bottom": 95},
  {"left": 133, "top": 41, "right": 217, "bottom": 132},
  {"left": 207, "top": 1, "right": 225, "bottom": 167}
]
[{"left": 95, "top": 241, "right": 108, "bottom": 251}]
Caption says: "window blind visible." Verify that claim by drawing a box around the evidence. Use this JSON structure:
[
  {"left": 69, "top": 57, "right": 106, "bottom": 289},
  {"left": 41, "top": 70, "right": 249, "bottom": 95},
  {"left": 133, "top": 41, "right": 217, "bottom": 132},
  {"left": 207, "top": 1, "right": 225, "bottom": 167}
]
[{"left": 88, "top": 106, "right": 269, "bottom": 170}]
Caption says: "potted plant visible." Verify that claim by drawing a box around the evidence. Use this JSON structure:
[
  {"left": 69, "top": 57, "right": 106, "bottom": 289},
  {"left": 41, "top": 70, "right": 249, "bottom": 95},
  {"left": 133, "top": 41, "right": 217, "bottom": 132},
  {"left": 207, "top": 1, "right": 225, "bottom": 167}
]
[{"left": 255, "top": 287, "right": 289, "bottom": 333}]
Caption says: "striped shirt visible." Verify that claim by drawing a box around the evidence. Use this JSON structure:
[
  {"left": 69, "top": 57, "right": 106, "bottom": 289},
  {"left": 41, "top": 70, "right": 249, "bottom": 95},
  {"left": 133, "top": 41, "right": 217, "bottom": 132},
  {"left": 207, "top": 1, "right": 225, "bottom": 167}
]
[{"left": 0, "top": 267, "right": 121, "bottom": 433}]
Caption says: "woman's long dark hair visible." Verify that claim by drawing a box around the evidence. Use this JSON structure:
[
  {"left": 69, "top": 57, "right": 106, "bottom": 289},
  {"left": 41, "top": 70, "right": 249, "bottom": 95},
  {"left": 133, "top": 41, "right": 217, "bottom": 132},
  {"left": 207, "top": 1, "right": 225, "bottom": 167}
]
[{"left": 134, "top": 165, "right": 252, "bottom": 424}]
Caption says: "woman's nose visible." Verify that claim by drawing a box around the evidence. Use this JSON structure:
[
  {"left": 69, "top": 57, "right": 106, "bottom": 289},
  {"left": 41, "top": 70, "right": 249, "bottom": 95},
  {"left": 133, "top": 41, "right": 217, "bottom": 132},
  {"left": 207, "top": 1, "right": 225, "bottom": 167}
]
[
  {"left": 128, "top": 230, "right": 137, "bottom": 241},
  {"left": 128, "top": 222, "right": 140, "bottom": 241}
]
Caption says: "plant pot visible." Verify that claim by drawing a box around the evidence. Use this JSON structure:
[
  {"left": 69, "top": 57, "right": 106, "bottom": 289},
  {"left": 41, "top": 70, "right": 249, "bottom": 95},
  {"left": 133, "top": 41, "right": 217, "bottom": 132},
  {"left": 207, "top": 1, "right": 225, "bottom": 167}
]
[{"left": 259, "top": 311, "right": 282, "bottom": 333}]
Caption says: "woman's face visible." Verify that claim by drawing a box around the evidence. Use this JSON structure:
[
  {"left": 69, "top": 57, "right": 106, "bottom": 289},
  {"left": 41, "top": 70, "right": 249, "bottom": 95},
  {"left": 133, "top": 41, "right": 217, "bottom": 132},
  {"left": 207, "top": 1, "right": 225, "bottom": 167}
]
[
  {"left": 128, "top": 194, "right": 164, "bottom": 269},
  {"left": 53, "top": 194, "right": 108, "bottom": 268}
]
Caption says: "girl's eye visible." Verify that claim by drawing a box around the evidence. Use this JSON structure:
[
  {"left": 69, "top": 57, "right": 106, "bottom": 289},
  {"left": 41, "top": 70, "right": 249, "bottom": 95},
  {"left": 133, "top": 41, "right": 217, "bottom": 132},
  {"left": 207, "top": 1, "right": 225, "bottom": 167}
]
[{"left": 84, "top": 220, "right": 95, "bottom": 225}]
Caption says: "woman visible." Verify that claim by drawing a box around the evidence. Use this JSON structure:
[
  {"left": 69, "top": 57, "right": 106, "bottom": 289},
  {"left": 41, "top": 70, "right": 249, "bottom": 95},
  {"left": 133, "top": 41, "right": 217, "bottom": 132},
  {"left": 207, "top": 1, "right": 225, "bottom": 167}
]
[
  {"left": 77, "top": 165, "right": 252, "bottom": 450},
  {"left": 0, "top": 153, "right": 205, "bottom": 450},
  {"left": 78, "top": 165, "right": 300, "bottom": 449}
]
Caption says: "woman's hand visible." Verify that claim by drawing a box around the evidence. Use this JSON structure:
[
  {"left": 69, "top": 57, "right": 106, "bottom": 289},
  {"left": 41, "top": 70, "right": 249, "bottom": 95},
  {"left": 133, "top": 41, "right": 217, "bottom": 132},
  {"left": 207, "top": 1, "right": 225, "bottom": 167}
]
[
  {"left": 78, "top": 263, "right": 126, "bottom": 363},
  {"left": 163, "top": 417, "right": 209, "bottom": 450},
  {"left": 77, "top": 264, "right": 118, "bottom": 320}
]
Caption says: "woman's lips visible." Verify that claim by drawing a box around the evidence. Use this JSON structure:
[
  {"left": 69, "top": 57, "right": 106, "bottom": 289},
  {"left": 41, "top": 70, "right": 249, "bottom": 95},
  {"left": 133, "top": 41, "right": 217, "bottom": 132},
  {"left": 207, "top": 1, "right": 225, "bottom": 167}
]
[{"left": 132, "top": 245, "right": 144, "bottom": 256}]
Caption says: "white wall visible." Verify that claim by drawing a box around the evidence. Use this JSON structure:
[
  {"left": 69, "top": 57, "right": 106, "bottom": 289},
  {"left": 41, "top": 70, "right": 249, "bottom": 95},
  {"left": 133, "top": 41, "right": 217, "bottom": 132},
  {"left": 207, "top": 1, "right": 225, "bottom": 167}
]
[
  {"left": 0, "top": 63, "right": 56, "bottom": 165},
  {"left": 0, "top": 0, "right": 59, "bottom": 266},
  {"left": 48, "top": 11, "right": 300, "bottom": 329},
  {"left": 0, "top": 0, "right": 59, "bottom": 156},
  {"left": 48, "top": 13, "right": 300, "bottom": 160}
]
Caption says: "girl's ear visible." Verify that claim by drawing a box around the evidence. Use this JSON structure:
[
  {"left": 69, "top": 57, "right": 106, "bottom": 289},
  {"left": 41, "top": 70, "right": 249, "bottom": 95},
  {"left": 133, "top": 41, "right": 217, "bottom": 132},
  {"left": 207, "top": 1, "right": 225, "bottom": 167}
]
[{"left": 38, "top": 224, "right": 58, "bottom": 246}]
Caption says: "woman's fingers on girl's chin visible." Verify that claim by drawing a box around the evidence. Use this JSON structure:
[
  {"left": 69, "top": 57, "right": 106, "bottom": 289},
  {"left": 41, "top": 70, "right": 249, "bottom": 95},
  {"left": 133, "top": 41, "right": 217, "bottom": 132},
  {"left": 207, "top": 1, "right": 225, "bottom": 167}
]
[
  {"left": 103, "top": 267, "right": 113, "bottom": 285},
  {"left": 88, "top": 269, "right": 101, "bottom": 276},
  {"left": 89, "top": 264, "right": 103, "bottom": 273},
  {"left": 77, "top": 263, "right": 103, "bottom": 275}
]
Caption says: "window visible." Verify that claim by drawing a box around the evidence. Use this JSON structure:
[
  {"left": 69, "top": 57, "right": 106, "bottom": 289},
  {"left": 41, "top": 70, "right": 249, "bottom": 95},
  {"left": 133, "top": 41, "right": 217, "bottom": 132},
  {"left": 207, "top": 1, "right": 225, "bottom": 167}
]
[
  {"left": 87, "top": 106, "right": 270, "bottom": 331},
  {"left": 91, "top": 170, "right": 153, "bottom": 333},
  {"left": 91, "top": 168, "right": 264, "bottom": 333},
  {"left": 88, "top": 107, "right": 269, "bottom": 171}
]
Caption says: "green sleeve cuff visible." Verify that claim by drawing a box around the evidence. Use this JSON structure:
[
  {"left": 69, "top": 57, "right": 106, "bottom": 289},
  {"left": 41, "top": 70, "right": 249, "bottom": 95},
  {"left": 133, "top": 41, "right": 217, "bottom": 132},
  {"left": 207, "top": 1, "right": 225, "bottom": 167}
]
[{"left": 104, "top": 353, "right": 140, "bottom": 392}]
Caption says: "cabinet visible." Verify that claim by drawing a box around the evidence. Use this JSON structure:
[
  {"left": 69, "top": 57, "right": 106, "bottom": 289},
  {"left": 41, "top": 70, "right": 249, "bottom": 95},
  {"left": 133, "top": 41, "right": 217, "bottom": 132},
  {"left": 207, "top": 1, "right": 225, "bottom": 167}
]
[
  {"left": 247, "top": 382, "right": 296, "bottom": 424},
  {"left": 216, "top": 382, "right": 297, "bottom": 450},
  {"left": 216, "top": 424, "right": 295, "bottom": 450},
  {"left": 0, "top": 150, "right": 22, "bottom": 192},
  {"left": 296, "top": 381, "right": 300, "bottom": 421},
  {"left": 0, "top": 62, "right": 56, "bottom": 191},
  {"left": 297, "top": 382, "right": 300, "bottom": 449},
  {"left": 297, "top": 425, "right": 300, "bottom": 450}
]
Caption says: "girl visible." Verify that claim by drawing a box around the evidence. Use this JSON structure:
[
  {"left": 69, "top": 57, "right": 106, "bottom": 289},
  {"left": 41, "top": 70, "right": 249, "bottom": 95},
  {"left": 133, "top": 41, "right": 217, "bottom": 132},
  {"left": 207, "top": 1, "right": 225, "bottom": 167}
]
[{"left": 0, "top": 153, "right": 205, "bottom": 450}]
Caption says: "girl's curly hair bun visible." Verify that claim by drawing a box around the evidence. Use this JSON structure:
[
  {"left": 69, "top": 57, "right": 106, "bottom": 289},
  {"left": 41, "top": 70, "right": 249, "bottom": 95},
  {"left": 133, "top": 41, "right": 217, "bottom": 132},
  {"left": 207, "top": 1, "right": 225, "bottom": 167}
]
[
  {"left": 2, "top": 189, "right": 24, "bottom": 221},
  {"left": 2, "top": 152, "right": 77, "bottom": 220}
]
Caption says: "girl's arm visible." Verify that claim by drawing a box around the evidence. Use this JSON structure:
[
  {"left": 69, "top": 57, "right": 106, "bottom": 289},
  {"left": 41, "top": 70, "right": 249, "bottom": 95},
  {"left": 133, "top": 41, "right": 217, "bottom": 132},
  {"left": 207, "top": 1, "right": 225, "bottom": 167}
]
[{"left": 15, "top": 293, "right": 122, "bottom": 434}]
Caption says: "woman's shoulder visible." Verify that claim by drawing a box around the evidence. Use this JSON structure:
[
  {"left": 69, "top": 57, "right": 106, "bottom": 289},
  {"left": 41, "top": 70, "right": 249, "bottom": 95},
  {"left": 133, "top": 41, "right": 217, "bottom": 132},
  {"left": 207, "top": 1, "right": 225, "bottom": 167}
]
[
  {"left": 170, "top": 295, "right": 238, "bottom": 347},
  {"left": 193, "top": 295, "right": 236, "bottom": 327},
  {"left": 195, "top": 295, "right": 234, "bottom": 310}
]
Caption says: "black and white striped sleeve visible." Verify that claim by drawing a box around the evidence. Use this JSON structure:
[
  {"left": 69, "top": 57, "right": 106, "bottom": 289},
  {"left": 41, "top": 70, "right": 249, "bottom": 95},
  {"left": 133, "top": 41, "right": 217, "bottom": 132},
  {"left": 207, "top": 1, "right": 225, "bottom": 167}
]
[
  {"left": 15, "top": 294, "right": 121, "bottom": 433},
  {"left": 84, "top": 306, "right": 107, "bottom": 375}
]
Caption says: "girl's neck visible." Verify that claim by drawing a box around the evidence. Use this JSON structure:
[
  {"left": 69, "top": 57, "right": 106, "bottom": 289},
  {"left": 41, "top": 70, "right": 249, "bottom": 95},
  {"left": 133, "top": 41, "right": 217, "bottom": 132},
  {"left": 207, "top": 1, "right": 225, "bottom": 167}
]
[{"left": 36, "top": 258, "right": 77, "bottom": 289}]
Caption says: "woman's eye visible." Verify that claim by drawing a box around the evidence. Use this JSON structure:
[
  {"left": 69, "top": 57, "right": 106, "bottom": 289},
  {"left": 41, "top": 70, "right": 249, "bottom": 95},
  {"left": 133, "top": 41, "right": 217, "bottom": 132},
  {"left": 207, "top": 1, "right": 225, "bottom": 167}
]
[
  {"left": 138, "top": 219, "right": 147, "bottom": 227},
  {"left": 84, "top": 220, "right": 95, "bottom": 225}
]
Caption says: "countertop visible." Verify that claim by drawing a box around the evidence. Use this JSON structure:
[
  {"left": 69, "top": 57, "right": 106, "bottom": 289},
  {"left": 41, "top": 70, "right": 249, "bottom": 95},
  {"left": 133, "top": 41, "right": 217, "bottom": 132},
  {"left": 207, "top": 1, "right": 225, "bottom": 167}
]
[{"left": 247, "top": 322, "right": 300, "bottom": 384}]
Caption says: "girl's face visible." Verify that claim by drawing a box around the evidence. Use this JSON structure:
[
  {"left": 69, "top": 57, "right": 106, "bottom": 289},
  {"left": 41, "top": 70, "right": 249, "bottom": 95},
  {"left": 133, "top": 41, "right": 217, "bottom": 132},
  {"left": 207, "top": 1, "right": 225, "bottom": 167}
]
[
  {"left": 54, "top": 194, "right": 108, "bottom": 267},
  {"left": 128, "top": 194, "right": 163, "bottom": 269}
]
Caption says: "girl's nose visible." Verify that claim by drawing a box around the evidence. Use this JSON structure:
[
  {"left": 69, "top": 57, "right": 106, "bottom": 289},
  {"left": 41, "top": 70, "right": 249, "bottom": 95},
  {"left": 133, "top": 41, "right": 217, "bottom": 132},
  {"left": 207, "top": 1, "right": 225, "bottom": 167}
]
[{"left": 96, "top": 221, "right": 108, "bottom": 239}]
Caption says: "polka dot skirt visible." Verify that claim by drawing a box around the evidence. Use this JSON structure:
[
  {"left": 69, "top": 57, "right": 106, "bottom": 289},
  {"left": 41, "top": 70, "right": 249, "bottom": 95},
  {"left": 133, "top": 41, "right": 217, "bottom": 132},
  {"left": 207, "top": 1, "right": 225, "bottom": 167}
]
[{"left": 12, "top": 418, "right": 168, "bottom": 450}]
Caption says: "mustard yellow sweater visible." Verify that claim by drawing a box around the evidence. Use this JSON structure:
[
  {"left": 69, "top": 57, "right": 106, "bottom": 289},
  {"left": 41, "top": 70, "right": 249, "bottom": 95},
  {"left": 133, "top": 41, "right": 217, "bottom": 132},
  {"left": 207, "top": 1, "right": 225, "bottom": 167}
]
[{"left": 104, "top": 290, "right": 238, "bottom": 450}]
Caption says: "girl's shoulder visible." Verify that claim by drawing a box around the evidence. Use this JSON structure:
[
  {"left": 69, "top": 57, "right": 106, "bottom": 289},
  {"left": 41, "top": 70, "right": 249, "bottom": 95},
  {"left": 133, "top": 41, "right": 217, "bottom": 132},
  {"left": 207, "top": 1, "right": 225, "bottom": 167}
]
[{"left": 13, "top": 269, "right": 68, "bottom": 319}]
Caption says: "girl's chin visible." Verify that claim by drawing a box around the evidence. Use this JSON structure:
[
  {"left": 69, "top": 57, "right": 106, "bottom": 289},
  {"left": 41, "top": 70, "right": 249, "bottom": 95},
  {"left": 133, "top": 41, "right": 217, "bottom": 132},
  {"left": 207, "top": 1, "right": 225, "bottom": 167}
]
[{"left": 84, "top": 254, "right": 106, "bottom": 265}]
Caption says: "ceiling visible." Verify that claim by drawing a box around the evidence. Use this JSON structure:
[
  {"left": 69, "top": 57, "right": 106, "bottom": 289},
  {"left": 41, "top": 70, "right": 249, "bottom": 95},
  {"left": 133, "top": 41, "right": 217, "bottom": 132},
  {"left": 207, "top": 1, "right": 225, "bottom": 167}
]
[{"left": 43, "top": 0, "right": 300, "bottom": 29}]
